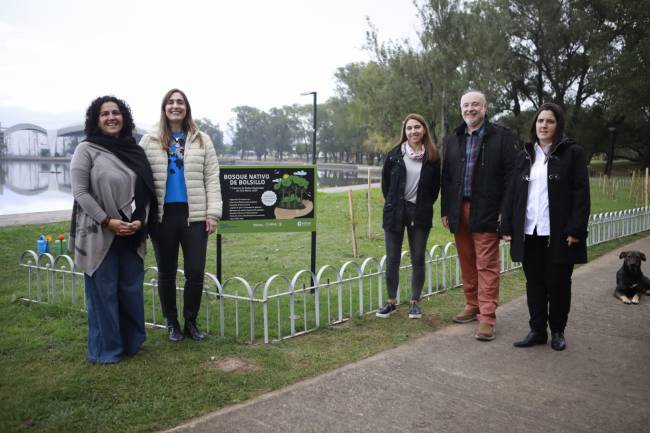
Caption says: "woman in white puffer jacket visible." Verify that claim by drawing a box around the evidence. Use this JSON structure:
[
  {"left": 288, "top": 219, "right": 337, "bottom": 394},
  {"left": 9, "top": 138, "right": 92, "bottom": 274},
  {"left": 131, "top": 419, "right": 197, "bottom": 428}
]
[{"left": 141, "top": 88, "right": 221, "bottom": 343}]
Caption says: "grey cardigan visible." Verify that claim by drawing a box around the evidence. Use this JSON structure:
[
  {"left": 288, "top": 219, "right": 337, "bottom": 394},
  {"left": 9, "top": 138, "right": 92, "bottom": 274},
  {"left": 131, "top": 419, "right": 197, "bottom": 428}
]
[{"left": 70, "top": 142, "right": 146, "bottom": 275}]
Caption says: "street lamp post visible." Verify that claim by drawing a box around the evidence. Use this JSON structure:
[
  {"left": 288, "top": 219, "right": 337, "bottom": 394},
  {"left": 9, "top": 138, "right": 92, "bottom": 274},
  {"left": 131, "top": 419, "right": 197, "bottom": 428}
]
[
  {"left": 301, "top": 91, "right": 317, "bottom": 288},
  {"left": 301, "top": 91, "right": 317, "bottom": 164}
]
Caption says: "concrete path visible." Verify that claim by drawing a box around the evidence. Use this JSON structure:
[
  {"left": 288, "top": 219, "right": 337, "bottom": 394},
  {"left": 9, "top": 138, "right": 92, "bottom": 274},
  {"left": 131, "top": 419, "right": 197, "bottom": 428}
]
[
  {"left": 163, "top": 236, "right": 650, "bottom": 433},
  {"left": 0, "top": 209, "right": 71, "bottom": 227}
]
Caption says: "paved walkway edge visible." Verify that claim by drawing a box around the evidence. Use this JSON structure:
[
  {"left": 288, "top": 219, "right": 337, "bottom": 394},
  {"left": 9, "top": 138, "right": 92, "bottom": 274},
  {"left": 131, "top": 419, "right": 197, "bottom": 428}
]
[{"left": 161, "top": 235, "right": 650, "bottom": 433}]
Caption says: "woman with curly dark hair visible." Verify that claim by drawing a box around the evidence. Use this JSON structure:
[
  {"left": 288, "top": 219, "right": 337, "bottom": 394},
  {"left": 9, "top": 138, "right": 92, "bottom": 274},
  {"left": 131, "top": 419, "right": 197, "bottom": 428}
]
[{"left": 70, "top": 95, "right": 156, "bottom": 364}]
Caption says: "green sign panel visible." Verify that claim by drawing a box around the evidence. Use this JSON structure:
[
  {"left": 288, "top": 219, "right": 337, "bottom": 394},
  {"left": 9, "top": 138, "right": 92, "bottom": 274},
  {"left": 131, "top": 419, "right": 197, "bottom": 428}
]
[{"left": 218, "top": 165, "right": 317, "bottom": 233}]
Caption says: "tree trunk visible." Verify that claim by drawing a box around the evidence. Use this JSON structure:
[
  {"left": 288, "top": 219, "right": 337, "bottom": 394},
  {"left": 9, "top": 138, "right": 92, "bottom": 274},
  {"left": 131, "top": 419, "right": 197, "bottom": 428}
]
[
  {"left": 642, "top": 141, "right": 650, "bottom": 169},
  {"left": 440, "top": 87, "right": 446, "bottom": 140},
  {"left": 510, "top": 81, "right": 521, "bottom": 116},
  {"left": 604, "top": 129, "right": 617, "bottom": 176}
]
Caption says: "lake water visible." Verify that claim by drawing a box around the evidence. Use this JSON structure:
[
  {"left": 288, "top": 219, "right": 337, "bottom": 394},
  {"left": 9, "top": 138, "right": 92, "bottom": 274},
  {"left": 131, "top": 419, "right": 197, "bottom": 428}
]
[
  {"left": 0, "top": 160, "right": 381, "bottom": 216},
  {"left": 317, "top": 167, "right": 380, "bottom": 187}
]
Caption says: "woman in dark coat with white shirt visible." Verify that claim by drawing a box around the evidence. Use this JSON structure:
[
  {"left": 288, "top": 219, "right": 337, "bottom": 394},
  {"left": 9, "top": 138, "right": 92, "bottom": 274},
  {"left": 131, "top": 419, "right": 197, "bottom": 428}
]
[
  {"left": 376, "top": 113, "right": 441, "bottom": 320},
  {"left": 501, "top": 103, "right": 590, "bottom": 351}
]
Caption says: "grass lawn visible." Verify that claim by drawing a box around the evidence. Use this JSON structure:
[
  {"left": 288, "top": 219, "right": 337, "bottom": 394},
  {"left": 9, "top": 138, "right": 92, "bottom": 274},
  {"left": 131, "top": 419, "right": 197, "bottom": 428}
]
[
  {"left": 0, "top": 181, "right": 647, "bottom": 433},
  {"left": 588, "top": 159, "right": 645, "bottom": 176}
]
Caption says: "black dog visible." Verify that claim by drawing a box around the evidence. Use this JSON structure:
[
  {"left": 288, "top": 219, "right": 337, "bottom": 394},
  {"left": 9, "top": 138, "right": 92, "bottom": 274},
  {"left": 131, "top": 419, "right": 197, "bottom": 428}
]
[{"left": 614, "top": 251, "right": 650, "bottom": 304}]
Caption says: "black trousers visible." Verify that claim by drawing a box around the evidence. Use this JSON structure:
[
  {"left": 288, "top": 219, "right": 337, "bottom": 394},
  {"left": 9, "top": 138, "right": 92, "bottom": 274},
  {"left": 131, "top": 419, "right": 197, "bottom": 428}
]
[
  {"left": 151, "top": 204, "right": 208, "bottom": 324},
  {"left": 521, "top": 234, "right": 574, "bottom": 333}
]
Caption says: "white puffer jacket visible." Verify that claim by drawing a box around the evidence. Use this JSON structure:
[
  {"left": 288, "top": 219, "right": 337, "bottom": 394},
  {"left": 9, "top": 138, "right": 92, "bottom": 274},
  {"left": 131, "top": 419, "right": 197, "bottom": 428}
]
[{"left": 140, "top": 125, "right": 222, "bottom": 223}]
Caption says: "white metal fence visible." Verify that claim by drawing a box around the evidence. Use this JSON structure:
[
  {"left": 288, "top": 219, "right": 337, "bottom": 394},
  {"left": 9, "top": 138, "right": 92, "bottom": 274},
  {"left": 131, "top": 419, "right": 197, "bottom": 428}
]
[{"left": 18, "top": 207, "right": 650, "bottom": 343}]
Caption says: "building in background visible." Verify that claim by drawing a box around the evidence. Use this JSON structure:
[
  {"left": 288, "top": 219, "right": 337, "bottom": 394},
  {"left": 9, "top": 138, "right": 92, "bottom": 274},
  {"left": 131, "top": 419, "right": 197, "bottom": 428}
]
[{"left": 0, "top": 123, "right": 146, "bottom": 158}]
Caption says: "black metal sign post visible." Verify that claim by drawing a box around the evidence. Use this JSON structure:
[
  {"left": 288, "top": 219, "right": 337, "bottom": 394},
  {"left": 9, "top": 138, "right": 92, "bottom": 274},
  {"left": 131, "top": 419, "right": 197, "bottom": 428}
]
[
  {"left": 310, "top": 230, "right": 316, "bottom": 287},
  {"left": 217, "top": 231, "right": 313, "bottom": 286},
  {"left": 217, "top": 233, "right": 222, "bottom": 283},
  {"left": 217, "top": 232, "right": 314, "bottom": 287},
  {"left": 302, "top": 90, "right": 318, "bottom": 288}
]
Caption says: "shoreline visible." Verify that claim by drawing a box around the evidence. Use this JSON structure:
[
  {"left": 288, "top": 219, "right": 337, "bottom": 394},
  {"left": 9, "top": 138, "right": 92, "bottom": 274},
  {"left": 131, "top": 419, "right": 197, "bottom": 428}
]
[{"left": 0, "top": 184, "right": 382, "bottom": 227}]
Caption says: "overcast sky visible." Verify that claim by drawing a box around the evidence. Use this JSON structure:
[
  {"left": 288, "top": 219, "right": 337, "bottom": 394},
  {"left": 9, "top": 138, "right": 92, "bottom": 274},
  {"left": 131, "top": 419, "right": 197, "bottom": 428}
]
[{"left": 0, "top": 0, "right": 421, "bottom": 133}]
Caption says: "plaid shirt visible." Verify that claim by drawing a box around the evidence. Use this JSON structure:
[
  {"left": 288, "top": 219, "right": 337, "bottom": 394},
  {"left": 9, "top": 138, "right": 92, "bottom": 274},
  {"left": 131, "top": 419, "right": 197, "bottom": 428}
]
[{"left": 462, "top": 122, "right": 486, "bottom": 198}]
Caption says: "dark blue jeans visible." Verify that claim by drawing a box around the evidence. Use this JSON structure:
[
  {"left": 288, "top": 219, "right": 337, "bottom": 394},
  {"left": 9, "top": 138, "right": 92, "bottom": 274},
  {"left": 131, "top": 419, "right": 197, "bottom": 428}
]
[
  {"left": 384, "top": 203, "right": 431, "bottom": 301},
  {"left": 84, "top": 239, "right": 145, "bottom": 364}
]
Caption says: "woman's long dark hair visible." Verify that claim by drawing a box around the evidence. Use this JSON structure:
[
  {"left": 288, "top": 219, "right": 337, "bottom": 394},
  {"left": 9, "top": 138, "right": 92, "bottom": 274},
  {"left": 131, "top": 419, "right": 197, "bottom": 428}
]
[
  {"left": 84, "top": 95, "right": 134, "bottom": 138},
  {"left": 158, "top": 88, "right": 202, "bottom": 150},
  {"left": 529, "top": 102, "right": 565, "bottom": 145},
  {"left": 398, "top": 113, "right": 438, "bottom": 162}
]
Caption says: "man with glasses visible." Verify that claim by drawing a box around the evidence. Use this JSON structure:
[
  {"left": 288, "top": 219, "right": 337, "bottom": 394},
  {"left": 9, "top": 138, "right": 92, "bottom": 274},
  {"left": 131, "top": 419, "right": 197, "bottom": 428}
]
[{"left": 441, "top": 90, "right": 516, "bottom": 341}]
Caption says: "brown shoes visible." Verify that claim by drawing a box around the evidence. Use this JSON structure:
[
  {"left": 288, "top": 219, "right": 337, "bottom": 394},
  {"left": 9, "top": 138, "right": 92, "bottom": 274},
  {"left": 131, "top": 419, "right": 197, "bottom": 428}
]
[
  {"left": 475, "top": 322, "right": 495, "bottom": 341},
  {"left": 453, "top": 309, "right": 495, "bottom": 341},
  {"left": 452, "top": 309, "right": 478, "bottom": 324}
]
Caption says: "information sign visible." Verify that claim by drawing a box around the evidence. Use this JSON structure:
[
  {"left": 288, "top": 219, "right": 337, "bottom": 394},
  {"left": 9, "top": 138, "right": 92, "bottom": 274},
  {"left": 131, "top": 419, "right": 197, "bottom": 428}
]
[{"left": 218, "top": 165, "right": 316, "bottom": 233}]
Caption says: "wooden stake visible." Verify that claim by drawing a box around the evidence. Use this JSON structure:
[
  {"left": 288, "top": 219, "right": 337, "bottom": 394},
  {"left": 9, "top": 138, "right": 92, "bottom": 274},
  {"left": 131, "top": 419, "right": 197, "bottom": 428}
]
[
  {"left": 638, "top": 171, "right": 643, "bottom": 206},
  {"left": 367, "top": 168, "right": 372, "bottom": 240},
  {"left": 629, "top": 170, "right": 636, "bottom": 200},
  {"left": 348, "top": 189, "right": 358, "bottom": 258},
  {"left": 645, "top": 167, "right": 648, "bottom": 207}
]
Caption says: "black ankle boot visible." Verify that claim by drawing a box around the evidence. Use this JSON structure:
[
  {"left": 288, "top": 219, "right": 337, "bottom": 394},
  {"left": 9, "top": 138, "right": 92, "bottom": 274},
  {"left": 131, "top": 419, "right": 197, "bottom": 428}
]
[
  {"left": 184, "top": 320, "right": 206, "bottom": 341},
  {"left": 513, "top": 331, "right": 547, "bottom": 348},
  {"left": 551, "top": 332, "right": 566, "bottom": 351},
  {"left": 167, "top": 320, "right": 184, "bottom": 342}
]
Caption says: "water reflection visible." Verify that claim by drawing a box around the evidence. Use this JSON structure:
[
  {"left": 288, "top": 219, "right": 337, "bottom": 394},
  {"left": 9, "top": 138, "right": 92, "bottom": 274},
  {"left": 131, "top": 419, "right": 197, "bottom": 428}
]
[
  {"left": 0, "top": 160, "right": 73, "bottom": 215},
  {"left": 0, "top": 160, "right": 381, "bottom": 215}
]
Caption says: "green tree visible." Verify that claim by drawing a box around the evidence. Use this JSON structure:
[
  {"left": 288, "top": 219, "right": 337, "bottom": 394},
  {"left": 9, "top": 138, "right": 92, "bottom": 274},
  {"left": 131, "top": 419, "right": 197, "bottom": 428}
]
[
  {"left": 268, "top": 108, "right": 293, "bottom": 161},
  {"left": 598, "top": 0, "right": 650, "bottom": 167},
  {"left": 230, "top": 106, "right": 270, "bottom": 160},
  {"left": 336, "top": 0, "right": 647, "bottom": 166},
  {"left": 489, "top": 0, "right": 614, "bottom": 127},
  {"left": 415, "top": 0, "right": 470, "bottom": 134},
  {"left": 335, "top": 61, "right": 405, "bottom": 153},
  {"left": 336, "top": 1, "right": 478, "bottom": 147},
  {"left": 320, "top": 97, "right": 370, "bottom": 163},
  {"left": 283, "top": 104, "right": 313, "bottom": 161},
  {"left": 195, "top": 118, "right": 225, "bottom": 156}
]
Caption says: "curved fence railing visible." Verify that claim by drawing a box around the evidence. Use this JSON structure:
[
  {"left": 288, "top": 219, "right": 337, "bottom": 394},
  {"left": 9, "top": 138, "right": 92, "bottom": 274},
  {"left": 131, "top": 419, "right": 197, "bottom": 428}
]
[{"left": 17, "top": 206, "right": 650, "bottom": 343}]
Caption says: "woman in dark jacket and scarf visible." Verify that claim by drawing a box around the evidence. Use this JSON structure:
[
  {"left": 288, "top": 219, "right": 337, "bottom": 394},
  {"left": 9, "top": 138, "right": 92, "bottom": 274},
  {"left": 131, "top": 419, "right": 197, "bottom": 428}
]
[
  {"left": 376, "top": 113, "right": 441, "bottom": 320},
  {"left": 501, "top": 103, "right": 590, "bottom": 351}
]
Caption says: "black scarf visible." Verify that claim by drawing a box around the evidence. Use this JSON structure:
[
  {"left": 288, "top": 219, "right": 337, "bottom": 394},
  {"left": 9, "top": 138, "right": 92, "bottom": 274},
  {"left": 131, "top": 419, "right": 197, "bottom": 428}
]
[{"left": 85, "top": 134, "right": 158, "bottom": 240}]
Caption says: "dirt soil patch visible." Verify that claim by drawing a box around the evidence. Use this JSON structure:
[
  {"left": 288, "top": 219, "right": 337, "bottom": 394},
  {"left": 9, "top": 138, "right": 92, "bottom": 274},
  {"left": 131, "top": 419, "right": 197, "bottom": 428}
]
[{"left": 205, "top": 356, "right": 260, "bottom": 374}]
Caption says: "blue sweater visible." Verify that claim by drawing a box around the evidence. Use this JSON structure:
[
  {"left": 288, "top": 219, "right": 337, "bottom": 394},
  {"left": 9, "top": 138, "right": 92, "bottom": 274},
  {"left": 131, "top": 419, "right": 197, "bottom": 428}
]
[{"left": 165, "top": 131, "right": 188, "bottom": 203}]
